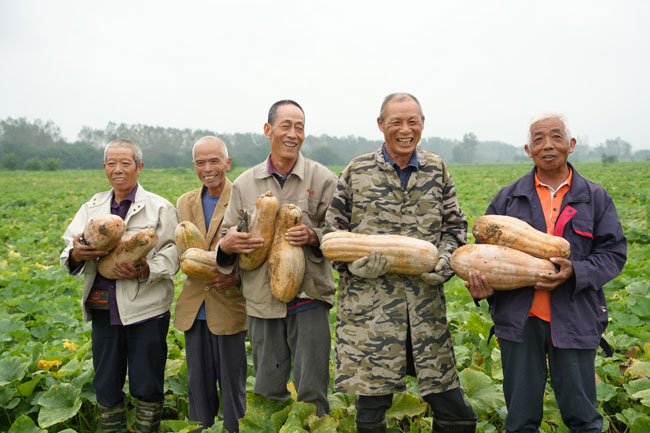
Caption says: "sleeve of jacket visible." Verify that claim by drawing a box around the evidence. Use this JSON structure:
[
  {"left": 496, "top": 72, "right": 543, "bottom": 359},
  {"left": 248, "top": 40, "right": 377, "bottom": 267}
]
[
  {"left": 572, "top": 194, "right": 627, "bottom": 295},
  {"left": 310, "top": 168, "right": 338, "bottom": 244},
  {"left": 324, "top": 166, "right": 352, "bottom": 274},
  {"left": 437, "top": 162, "right": 468, "bottom": 263},
  {"left": 145, "top": 201, "right": 180, "bottom": 284},
  {"left": 215, "top": 182, "right": 243, "bottom": 274},
  {"left": 60, "top": 203, "right": 89, "bottom": 274}
]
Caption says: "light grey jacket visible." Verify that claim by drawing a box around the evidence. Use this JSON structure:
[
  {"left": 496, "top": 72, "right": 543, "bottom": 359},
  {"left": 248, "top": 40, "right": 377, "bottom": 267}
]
[{"left": 60, "top": 183, "right": 179, "bottom": 324}]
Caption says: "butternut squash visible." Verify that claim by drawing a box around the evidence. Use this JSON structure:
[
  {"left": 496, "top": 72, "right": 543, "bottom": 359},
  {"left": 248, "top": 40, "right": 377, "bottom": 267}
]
[
  {"left": 321, "top": 231, "right": 439, "bottom": 275},
  {"left": 97, "top": 229, "right": 158, "bottom": 279},
  {"left": 175, "top": 221, "right": 206, "bottom": 254},
  {"left": 239, "top": 191, "right": 279, "bottom": 271},
  {"left": 82, "top": 215, "right": 125, "bottom": 251},
  {"left": 450, "top": 244, "right": 558, "bottom": 290},
  {"left": 472, "top": 215, "right": 570, "bottom": 259},
  {"left": 268, "top": 204, "right": 305, "bottom": 303},
  {"left": 180, "top": 248, "right": 219, "bottom": 280}
]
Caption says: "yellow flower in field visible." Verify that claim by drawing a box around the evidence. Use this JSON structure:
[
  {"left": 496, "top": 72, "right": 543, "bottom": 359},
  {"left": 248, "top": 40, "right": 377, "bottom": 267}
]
[
  {"left": 38, "top": 360, "right": 62, "bottom": 370},
  {"left": 8, "top": 250, "right": 21, "bottom": 258},
  {"left": 63, "top": 339, "right": 79, "bottom": 352}
]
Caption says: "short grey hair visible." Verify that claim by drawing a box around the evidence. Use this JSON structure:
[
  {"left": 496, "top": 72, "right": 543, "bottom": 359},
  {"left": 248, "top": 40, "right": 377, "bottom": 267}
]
[
  {"left": 527, "top": 112, "right": 572, "bottom": 144},
  {"left": 104, "top": 139, "right": 143, "bottom": 165},
  {"left": 379, "top": 93, "right": 423, "bottom": 122},
  {"left": 191, "top": 136, "right": 229, "bottom": 160}
]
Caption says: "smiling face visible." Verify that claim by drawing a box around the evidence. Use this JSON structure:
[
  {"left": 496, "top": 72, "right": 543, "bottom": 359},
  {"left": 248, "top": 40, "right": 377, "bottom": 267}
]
[
  {"left": 378, "top": 97, "right": 424, "bottom": 168},
  {"left": 525, "top": 117, "right": 576, "bottom": 174},
  {"left": 104, "top": 146, "right": 143, "bottom": 199},
  {"left": 193, "top": 138, "right": 231, "bottom": 196},
  {"left": 264, "top": 103, "right": 305, "bottom": 166}
]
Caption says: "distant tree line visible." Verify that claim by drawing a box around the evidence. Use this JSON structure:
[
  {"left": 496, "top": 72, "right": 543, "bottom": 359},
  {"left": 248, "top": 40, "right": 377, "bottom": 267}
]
[{"left": 1, "top": 117, "right": 648, "bottom": 170}]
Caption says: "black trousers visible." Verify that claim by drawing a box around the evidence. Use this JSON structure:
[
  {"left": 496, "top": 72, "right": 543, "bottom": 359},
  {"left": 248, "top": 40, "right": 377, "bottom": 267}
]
[
  {"left": 500, "top": 317, "right": 601, "bottom": 433},
  {"left": 185, "top": 321, "right": 247, "bottom": 432},
  {"left": 91, "top": 310, "right": 169, "bottom": 407}
]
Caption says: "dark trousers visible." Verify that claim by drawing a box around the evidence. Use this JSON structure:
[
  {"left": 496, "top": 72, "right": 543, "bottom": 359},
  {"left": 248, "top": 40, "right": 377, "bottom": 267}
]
[
  {"left": 248, "top": 305, "right": 331, "bottom": 416},
  {"left": 500, "top": 317, "right": 602, "bottom": 433},
  {"left": 185, "top": 321, "right": 247, "bottom": 432},
  {"left": 91, "top": 310, "right": 169, "bottom": 407}
]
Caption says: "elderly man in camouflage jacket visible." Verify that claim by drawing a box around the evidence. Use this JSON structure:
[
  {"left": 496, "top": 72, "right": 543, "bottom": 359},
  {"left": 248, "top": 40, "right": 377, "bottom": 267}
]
[{"left": 326, "top": 93, "right": 477, "bottom": 433}]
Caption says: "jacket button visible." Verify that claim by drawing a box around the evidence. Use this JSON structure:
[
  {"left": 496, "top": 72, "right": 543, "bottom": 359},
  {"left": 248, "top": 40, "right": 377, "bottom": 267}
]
[{"left": 205, "top": 286, "right": 210, "bottom": 291}]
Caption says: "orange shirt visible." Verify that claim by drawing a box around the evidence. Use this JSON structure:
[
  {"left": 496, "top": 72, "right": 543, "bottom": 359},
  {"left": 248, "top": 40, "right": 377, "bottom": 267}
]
[{"left": 528, "top": 168, "right": 573, "bottom": 322}]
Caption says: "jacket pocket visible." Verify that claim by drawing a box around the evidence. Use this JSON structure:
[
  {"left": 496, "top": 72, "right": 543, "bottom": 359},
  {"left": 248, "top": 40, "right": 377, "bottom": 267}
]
[{"left": 569, "top": 218, "right": 594, "bottom": 258}]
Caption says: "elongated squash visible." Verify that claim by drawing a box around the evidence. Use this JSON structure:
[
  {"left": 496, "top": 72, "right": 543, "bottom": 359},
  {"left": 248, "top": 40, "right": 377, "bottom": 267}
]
[
  {"left": 450, "top": 244, "right": 557, "bottom": 290},
  {"left": 321, "top": 231, "right": 439, "bottom": 275},
  {"left": 472, "top": 215, "right": 570, "bottom": 259},
  {"left": 82, "top": 215, "right": 125, "bottom": 251},
  {"left": 239, "top": 191, "right": 279, "bottom": 271},
  {"left": 268, "top": 204, "right": 305, "bottom": 302},
  {"left": 175, "top": 221, "right": 206, "bottom": 254},
  {"left": 180, "top": 248, "right": 219, "bottom": 280},
  {"left": 97, "top": 229, "right": 158, "bottom": 279}
]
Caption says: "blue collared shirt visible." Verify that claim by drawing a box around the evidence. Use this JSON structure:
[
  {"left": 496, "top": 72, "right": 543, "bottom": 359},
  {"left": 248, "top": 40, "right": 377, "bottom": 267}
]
[{"left": 382, "top": 145, "right": 419, "bottom": 190}]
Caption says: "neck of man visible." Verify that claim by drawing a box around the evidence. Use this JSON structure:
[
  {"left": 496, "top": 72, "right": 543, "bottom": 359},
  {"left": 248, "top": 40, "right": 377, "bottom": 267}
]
[
  {"left": 206, "top": 182, "right": 224, "bottom": 197},
  {"left": 270, "top": 154, "right": 297, "bottom": 177},
  {"left": 114, "top": 185, "right": 136, "bottom": 203},
  {"left": 536, "top": 164, "right": 571, "bottom": 190},
  {"left": 386, "top": 149, "right": 412, "bottom": 170}
]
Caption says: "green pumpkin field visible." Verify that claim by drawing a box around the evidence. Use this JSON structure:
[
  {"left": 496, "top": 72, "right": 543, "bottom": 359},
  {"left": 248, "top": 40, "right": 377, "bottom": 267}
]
[{"left": 0, "top": 161, "right": 648, "bottom": 433}]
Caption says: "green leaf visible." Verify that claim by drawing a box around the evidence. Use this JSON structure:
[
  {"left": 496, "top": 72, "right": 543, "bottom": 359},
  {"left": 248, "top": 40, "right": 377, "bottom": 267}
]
[
  {"left": 596, "top": 383, "right": 617, "bottom": 402},
  {"left": 328, "top": 392, "right": 355, "bottom": 411},
  {"left": 623, "top": 377, "right": 650, "bottom": 395},
  {"left": 0, "top": 357, "right": 30, "bottom": 385},
  {"left": 279, "top": 401, "right": 316, "bottom": 432},
  {"left": 8, "top": 415, "right": 47, "bottom": 433},
  {"left": 631, "top": 417, "right": 650, "bottom": 433},
  {"left": 160, "top": 419, "right": 203, "bottom": 432},
  {"left": 465, "top": 312, "right": 492, "bottom": 341},
  {"left": 460, "top": 368, "right": 505, "bottom": 417},
  {"left": 36, "top": 383, "right": 82, "bottom": 428},
  {"left": 625, "top": 281, "right": 650, "bottom": 297},
  {"left": 165, "top": 358, "right": 185, "bottom": 378},
  {"left": 626, "top": 360, "right": 650, "bottom": 378},
  {"left": 307, "top": 414, "right": 338, "bottom": 433},
  {"left": 385, "top": 392, "right": 427, "bottom": 427},
  {"left": 630, "top": 389, "right": 650, "bottom": 406},
  {"left": 630, "top": 297, "right": 650, "bottom": 318},
  {"left": 239, "top": 393, "right": 292, "bottom": 433},
  {"left": 202, "top": 420, "right": 224, "bottom": 433},
  {"left": 0, "top": 386, "right": 18, "bottom": 407},
  {"left": 616, "top": 407, "right": 646, "bottom": 427},
  {"left": 17, "top": 375, "right": 44, "bottom": 397}
]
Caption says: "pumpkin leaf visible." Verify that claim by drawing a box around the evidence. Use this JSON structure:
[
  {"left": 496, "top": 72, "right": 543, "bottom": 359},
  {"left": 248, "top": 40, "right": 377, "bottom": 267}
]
[
  {"left": 460, "top": 368, "right": 505, "bottom": 417},
  {"left": 0, "top": 357, "right": 30, "bottom": 386},
  {"left": 36, "top": 383, "right": 82, "bottom": 428},
  {"left": 8, "top": 415, "right": 47, "bottom": 433}
]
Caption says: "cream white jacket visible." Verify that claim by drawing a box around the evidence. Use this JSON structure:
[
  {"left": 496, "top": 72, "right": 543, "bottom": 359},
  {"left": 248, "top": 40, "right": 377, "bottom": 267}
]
[{"left": 60, "top": 183, "right": 179, "bottom": 324}]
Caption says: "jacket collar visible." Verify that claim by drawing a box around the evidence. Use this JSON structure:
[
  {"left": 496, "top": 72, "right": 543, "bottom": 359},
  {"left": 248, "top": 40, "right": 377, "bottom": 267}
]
[
  {"left": 253, "top": 152, "right": 305, "bottom": 181},
  {"left": 513, "top": 163, "right": 590, "bottom": 203}
]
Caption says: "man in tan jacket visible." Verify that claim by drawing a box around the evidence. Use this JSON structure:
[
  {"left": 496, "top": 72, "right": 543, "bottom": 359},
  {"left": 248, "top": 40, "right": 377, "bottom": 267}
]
[
  {"left": 175, "top": 136, "right": 247, "bottom": 432},
  {"left": 216, "top": 100, "right": 337, "bottom": 416}
]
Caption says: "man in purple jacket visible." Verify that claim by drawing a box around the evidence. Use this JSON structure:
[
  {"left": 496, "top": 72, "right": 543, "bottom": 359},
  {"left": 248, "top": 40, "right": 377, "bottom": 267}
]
[{"left": 466, "top": 112, "right": 626, "bottom": 433}]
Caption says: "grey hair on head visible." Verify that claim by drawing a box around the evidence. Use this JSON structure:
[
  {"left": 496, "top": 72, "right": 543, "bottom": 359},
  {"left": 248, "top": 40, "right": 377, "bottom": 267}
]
[
  {"left": 379, "top": 93, "right": 423, "bottom": 122},
  {"left": 191, "top": 136, "right": 229, "bottom": 160},
  {"left": 267, "top": 100, "right": 304, "bottom": 125},
  {"left": 527, "top": 112, "right": 572, "bottom": 144},
  {"left": 103, "top": 139, "right": 143, "bottom": 165}
]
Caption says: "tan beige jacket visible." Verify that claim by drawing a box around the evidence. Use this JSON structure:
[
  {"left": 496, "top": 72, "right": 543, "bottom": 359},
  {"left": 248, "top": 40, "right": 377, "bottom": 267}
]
[
  {"left": 174, "top": 180, "right": 247, "bottom": 335},
  {"left": 216, "top": 153, "right": 337, "bottom": 319}
]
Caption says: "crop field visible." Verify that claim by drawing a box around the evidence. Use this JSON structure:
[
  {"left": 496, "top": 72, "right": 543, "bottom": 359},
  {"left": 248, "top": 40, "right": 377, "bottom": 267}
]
[{"left": 0, "top": 161, "right": 648, "bottom": 433}]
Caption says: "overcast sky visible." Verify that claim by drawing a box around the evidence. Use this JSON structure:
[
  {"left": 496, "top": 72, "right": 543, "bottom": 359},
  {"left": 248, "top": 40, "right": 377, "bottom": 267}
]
[{"left": 1, "top": 0, "right": 649, "bottom": 150}]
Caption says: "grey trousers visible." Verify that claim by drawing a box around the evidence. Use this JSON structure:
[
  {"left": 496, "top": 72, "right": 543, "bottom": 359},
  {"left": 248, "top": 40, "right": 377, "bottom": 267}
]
[
  {"left": 248, "top": 305, "right": 331, "bottom": 416},
  {"left": 185, "top": 321, "right": 247, "bottom": 432}
]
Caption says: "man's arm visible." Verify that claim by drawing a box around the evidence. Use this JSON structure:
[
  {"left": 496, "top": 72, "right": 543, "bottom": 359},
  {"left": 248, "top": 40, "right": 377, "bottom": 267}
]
[{"left": 142, "top": 201, "right": 180, "bottom": 283}]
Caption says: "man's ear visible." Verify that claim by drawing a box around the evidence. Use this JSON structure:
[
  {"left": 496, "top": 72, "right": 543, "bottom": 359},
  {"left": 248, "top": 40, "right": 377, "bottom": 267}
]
[
  {"left": 263, "top": 123, "right": 272, "bottom": 139},
  {"left": 524, "top": 144, "right": 532, "bottom": 158},
  {"left": 377, "top": 117, "right": 384, "bottom": 133},
  {"left": 568, "top": 138, "right": 576, "bottom": 155}
]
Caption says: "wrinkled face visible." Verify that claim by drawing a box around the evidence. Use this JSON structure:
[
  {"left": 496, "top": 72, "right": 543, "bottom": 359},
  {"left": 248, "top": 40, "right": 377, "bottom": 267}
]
[
  {"left": 104, "top": 147, "right": 143, "bottom": 195},
  {"left": 525, "top": 117, "right": 576, "bottom": 172},
  {"left": 264, "top": 104, "right": 305, "bottom": 161},
  {"left": 193, "top": 140, "right": 231, "bottom": 191},
  {"left": 378, "top": 98, "right": 424, "bottom": 163}
]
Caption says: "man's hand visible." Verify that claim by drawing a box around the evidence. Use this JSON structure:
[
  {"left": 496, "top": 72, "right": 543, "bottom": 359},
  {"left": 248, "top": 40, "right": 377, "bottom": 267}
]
[
  {"left": 70, "top": 233, "right": 108, "bottom": 265},
  {"left": 219, "top": 226, "right": 264, "bottom": 255},
  {"left": 465, "top": 270, "right": 495, "bottom": 299},
  {"left": 205, "top": 272, "right": 239, "bottom": 290},
  {"left": 348, "top": 251, "right": 390, "bottom": 279},
  {"left": 112, "top": 258, "right": 149, "bottom": 280},
  {"left": 420, "top": 257, "right": 454, "bottom": 285},
  {"left": 285, "top": 224, "right": 317, "bottom": 247},
  {"left": 535, "top": 257, "right": 573, "bottom": 291}
]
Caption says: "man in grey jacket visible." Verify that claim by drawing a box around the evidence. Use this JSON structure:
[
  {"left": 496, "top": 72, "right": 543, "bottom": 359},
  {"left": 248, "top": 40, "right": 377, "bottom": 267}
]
[
  {"left": 60, "top": 139, "right": 179, "bottom": 433},
  {"left": 216, "top": 100, "right": 337, "bottom": 416}
]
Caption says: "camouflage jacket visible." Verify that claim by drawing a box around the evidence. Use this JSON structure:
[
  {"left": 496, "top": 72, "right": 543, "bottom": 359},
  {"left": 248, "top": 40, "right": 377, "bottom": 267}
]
[{"left": 326, "top": 147, "right": 467, "bottom": 396}]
